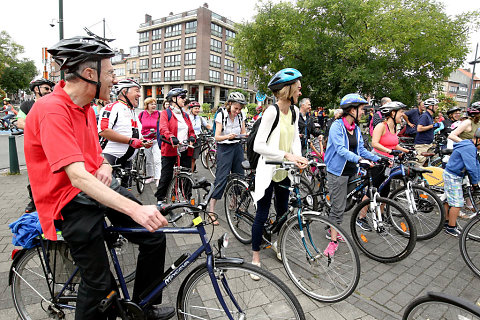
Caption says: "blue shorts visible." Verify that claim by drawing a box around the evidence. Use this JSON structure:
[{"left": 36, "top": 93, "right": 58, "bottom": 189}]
[{"left": 443, "top": 170, "right": 464, "bottom": 207}]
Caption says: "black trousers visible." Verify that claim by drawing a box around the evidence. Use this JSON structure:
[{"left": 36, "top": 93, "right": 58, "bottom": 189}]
[
  {"left": 154, "top": 150, "right": 191, "bottom": 201},
  {"left": 104, "top": 153, "right": 132, "bottom": 188},
  {"left": 60, "top": 187, "right": 166, "bottom": 320}
]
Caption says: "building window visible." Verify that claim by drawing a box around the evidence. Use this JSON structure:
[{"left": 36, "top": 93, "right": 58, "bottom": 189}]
[
  {"left": 449, "top": 86, "right": 458, "bottom": 93},
  {"left": 152, "top": 57, "right": 161, "bottom": 69},
  {"left": 165, "top": 24, "right": 182, "bottom": 37},
  {"left": 185, "top": 68, "right": 196, "bottom": 81},
  {"left": 225, "top": 44, "right": 234, "bottom": 57},
  {"left": 185, "top": 36, "right": 196, "bottom": 50},
  {"left": 224, "top": 58, "right": 234, "bottom": 72},
  {"left": 185, "top": 20, "right": 197, "bottom": 34},
  {"left": 243, "top": 78, "right": 248, "bottom": 89},
  {"left": 226, "top": 29, "right": 236, "bottom": 40},
  {"left": 139, "top": 45, "right": 149, "bottom": 57},
  {"left": 211, "top": 23, "right": 222, "bottom": 38},
  {"left": 139, "top": 31, "right": 149, "bottom": 43},
  {"left": 209, "top": 70, "right": 220, "bottom": 83},
  {"left": 165, "top": 39, "right": 181, "bottom": 52},
  {"left": 209, "top": 54, "right": 221, "bottom": 68},
  {"left": 210, "top": 38, "right": 222, "bottom": 53},
  {"left": 140, "top": 72, "right": 149, "bottom": 83},
  {"left": 152, "top": 71, "right": 161, "bottom": 82},
  {"left": 130, "top": 61, "right": 137, "bottom": 74},
  {"left": 152, "top": 28, "right": 161, "bottom": 40},
  {"left": 237, "top": 64, "right": 242, "bottom": 74},
  {"left": 164, "top": 69, "right": 180, "bottom": 82},
  {"left": 236, "top": 76, "right": 242, "bottom": 87},
  {"left": 164, "top": 54, "right": 181, "bottom": 67},
  {"left": 139, "top": 59, "right": 149, "bottom": 70},
  {"left": 224, "top": 73, "right": 234, "bottom": 86},
  {"left": 114, "top": 68, "right": 125, "bottom": 76},
  {"left": 185, "top": 52, "right": 196, "bottom": 65},
  {"left": 152, "top": 42, "right": 161, "bottom": 54}
]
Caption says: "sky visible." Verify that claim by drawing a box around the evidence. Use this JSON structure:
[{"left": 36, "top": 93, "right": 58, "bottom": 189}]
[{"left": 1, "top": 0, "right": 480, "bottom": 73}]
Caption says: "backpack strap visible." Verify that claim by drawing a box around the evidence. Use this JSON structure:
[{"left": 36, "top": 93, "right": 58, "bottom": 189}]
[
  {"left": 290, "top": 105, "right": 296, "bottom": 125},
  {"left": 268, "top": 104, "right": 281, "bottom": 141},
  {"left": 166, "top": 108, "right": 173, "bottom": 121}
]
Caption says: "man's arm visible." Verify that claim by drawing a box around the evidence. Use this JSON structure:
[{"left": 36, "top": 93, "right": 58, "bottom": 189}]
[
  {"left": 64, "top": 162, "right": 167, "bottom": 232},
  {"left": 98, "top": 128, "right": 131, "bottom": 144}
]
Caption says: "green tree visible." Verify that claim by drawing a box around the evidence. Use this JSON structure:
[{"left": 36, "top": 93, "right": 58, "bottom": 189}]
[
  {"left": 437, "top": 93, "right": 457, "bottom": 114},
  {"left": 473, "top": 87, "right": 480, "bottom": 104},
  {"left": 232, "top": 0, "right": 479, "bottom": 107},
  {"left": 0, "top": 60, "right": 37, "bottom": 94},
  {"left": 0, "top": 31, "right": 24, "bottom": 75}
]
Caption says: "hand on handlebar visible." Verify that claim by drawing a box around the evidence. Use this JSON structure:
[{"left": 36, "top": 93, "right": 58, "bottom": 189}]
[
  {"left": 131, "top": 205, "right": 168, "bottom": 232},
  {"left": 170, "top": 136, "right": 180, "bottom": 146},
  {"left": 129, "top": 138, "right": 144, "bottom": 149},
  {"left": 225, "top": 133, "right": 236, "bottom": 140},
  {"left": 284, "top": 153, "right": 308, "bottom": 169},
  {"left": 359, "top": 158, "right": 375, "bottom": 169},
  {"left": 143, "top": 140, "right": 154, "bottom": 149}
]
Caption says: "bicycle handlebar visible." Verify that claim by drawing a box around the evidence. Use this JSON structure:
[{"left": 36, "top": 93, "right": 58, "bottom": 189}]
[{"left": 158, "top": 136, "right": 194, "bottom": 148}]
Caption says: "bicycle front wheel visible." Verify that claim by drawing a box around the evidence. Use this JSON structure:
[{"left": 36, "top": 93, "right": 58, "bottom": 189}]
[
  {"left": 224, "top": 177, "right": 255, "bottom": 244},
  {"left": 389, "top": 184, "right": 445, "bottom": 240},
  {"left": 135, "top": 150, "right": 147, "bottom": 194},
  {"left": 350, "top": 197, "right": 417, "bottom": 263},
  {"left": 166, "top": 173, "right": 200, "bottom": 227},
  {"left": 11, "top": 246, "right": 77, "bottom": 320},
  {"left": 177, "top": 261, "right": 305, "bottom": 320},
  {"left": 280, "top": 213, "right": 360, "bottom": 302},
  {"left": 460, "top": 217, "right": 480, "bottom": 278},
  {"left": 403, "top": 292, "right": 480, "bottom": 319}
]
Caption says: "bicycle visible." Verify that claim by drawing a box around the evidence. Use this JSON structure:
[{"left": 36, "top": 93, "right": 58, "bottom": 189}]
[
  {"left": 349, "top": 159, "right": 417, "bottom": 263},
  {"left": 198, "top": 132, "right": 217, "bottom": 178},
  {"left": 10, "top": 198, "right": 306, "bottom": 319},
  {"left": 111, "top": 153, "right": 151, "bottom": 195},
  {"left": 265, "top": 160, "right": 361, "bottom": 302},
  {"left": 460, "top": 214, "right": 480, "bottom": 278},
  {"left": 403, "top": 291, "right": 480, "bottom": 319}
]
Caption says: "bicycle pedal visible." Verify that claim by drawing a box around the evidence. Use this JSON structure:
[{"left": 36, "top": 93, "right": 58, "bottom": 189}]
[{"left": 98, "top": 290, "right": 118, "bottom": 313}]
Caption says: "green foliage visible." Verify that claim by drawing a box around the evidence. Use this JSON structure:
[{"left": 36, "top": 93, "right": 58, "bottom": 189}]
[
  {"left": 473, "top": 87, "right": 480, "bottom": 104},
  {"left": 0, "top": 31, "right": 37, "bottom": 94},
  {"left": 246, "top": 103, "right": 258, "bottom": 116},
  {"left": 232, "top": 0, "right": 479, "bottom": 108},
  {"left": 437, "top": 93, "right": 457, "bottom": 113},
  {"left": 201, "top": 103, "right": 211, "bottom": 113}
]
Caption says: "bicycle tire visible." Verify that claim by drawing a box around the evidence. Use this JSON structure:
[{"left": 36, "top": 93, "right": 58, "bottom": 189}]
[
  {"left": 135, "top": 151, "right": 147, "bottom": 194},
  {"left": 299, "top": 177, "right": 318, "bottom": 210},
  {"left": 403, "top": 291, "right": 480, "bottom": 319},
  {"left": 389, "top": 184, "right": 445, "bottom": 240},
  {"left": 350, "top": 197, "right": 417, "bottom": 263},
  {"left": 205, "top": 148, "right": 217, "bottom": 178},
  {"left": 460, "top": 217, "right": 480, "bottom": 278},
  {"left": 166, "top": 173, "right": 200, "bottom": 227},
  {"left": 224, "top": 177, "right": 255, "bottom": 244},
  {"left": 279, "top": 213, "right": 360, "bottom": 302},
  {"left": 111, "top": 235, "right": 138, "bottom": 284},
  {"left": 11, "top": 246, "right": 77, "bottom": 320},
  {"left": 177, "top": 261, "right": 306, "bottom": 320}
]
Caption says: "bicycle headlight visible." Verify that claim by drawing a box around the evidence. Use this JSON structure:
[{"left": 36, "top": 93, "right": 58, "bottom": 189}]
[
  {"left": 306, "top": 195, "right": 314, "bottom": 207},
  {"left": 218, "top": 233, "right": 229, "bottom": 249}
]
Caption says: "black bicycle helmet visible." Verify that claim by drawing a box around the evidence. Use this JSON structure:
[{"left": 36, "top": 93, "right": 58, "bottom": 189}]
[
  {"left": 467, "top": 102, "right": 480, "bottom": 117},
  {"left": 267, "top": 68, "right": 302, "bottom": 92},
  {"left": 29, "top": 77, "right": 55, "bottom": 96},
  {"left": 227, "top": 92, "right": 247, "bottom": 105},
  {"left": 48, "top": 36, "right": 115, "bottom": 99},
  {"left": 379, "top": 101, "right": 407, "bottom": 115},
  {"left": 446, "top": 107, "right": 462, "bottom": 116},
  {"left": 166, "top": 88, "right": 188, "bottom": 102}
]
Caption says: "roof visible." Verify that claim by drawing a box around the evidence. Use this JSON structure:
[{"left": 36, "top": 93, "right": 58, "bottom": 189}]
[{"left": 459, "top": 68, "right": 480, "bottom": 81}]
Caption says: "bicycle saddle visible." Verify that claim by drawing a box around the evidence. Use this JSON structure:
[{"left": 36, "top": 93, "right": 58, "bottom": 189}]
[
  {"left": 420, "top": 152, "right": 435, "bottom": 157},
  {"left": 411, "top": 166, "right": 433, "bottom": 174}
]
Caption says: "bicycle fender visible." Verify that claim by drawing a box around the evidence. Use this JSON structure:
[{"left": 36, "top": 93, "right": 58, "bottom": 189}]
[{"left": 8, "top": 248, "right": 29, "bottom": 286}]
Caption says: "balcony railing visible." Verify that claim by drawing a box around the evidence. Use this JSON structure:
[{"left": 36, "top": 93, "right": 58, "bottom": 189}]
[
  {"left": 184, "top": 60, "right": 196, "bottom": 66},
  {"left": 139, "top": 37, "right": 149, "bottom": 43},
  {"left": 185, "top": 43, "right": 196, "bottom": 50},
  {"left": 129, "top": 69, "right": 138, "bottom": 74},
  {"left": 209, "top": 62, "right": 221, "bottom": 68},
  {"left": 152, "top": 64, "right": 161, "bottom": 69},
  {"left": 211, "top": 30, "right": 222, "bottom": 38},
  {"left": 139, "top": 51, "right": 149, "bottom": 57},
  {"left": 165, "top": 30, "right": 181, "bottom": 38},
  {"left": 224, "top": 65, "right": 234, "bottom": 72},
  {"left": 185, "top": 75, "right": 196, "bottom": 81},
  {"left": 165, "top": 61, "right": 180, "bottom": 67},
  {"left": 209, "top": 77, "right": 220, "bottom": 83},
  {"left": 165, "top": 46, "right": 181, "bottom": 53},
  {"left": 152, "top": 77, "right": 161, "bottom": 82},
  {"left": 164, "top": 76, "right": 180, "bottom": 82},
  {"left": 139, "top": 65, "right": 149, "bottom": 70},
  {"left": 210, "top": 46, "right": 222, "bottom": 53},
  {"left": 185, "top": 27, "right": 197, "bottom": 34}
]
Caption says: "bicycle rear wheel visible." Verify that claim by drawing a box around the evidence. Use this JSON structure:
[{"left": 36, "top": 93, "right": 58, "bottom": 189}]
[
  {"left": 110, "top": 235, "right": 138, "bottom": 283},
  {"left": 389, "top": 184, "right": 445, "bottom": 240},
  {"left": 166, "top": 173, "right": 200, "bottom": 227},
  {"left": 177, "top": 261, "right": 305, "bottom": 320},
  {"left": 350, "top": 197, "right": 417, "bottom": 263},
  {"left": 403, "top": 292, "right": 480, "bottom": 319},
  {"left": 135, "top": 150, "right": 147, "bottom": 194},
  {"left": 11, "top": 245, "right": 77, "bottom": 320},
  {"left": 224, "top": 177, "right": 255, "bottom": 244},
  {"left": 280, "top": 213, "right": 360, "bottom": 302},
  {"left": 460, "top": 217, "right": 480, "bottom": 278}
]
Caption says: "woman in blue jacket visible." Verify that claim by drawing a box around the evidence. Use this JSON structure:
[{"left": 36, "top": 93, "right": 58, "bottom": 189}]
[{"left": 324, "top": 93, "right": 379, "bottom": 257}]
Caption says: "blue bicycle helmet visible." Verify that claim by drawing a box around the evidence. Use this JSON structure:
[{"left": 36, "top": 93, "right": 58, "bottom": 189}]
[
  {"left": 340, "top": 93, "right": 368, "bottom": 109},
  {"left": 267, "top": 68, "right": 302, "bottom": 92}
]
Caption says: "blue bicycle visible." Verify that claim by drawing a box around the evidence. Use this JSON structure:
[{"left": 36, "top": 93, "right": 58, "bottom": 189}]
[{"left": 10, "top": 183, "right": 305, "bottom": 319}]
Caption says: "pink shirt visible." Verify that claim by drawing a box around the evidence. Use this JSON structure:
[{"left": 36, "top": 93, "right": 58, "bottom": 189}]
[
  {"left": 373, "top": 122, "right": 399, "bottom": 158},
  {"left": 138, "top": 110, "right": 160, "bottom": 137}
]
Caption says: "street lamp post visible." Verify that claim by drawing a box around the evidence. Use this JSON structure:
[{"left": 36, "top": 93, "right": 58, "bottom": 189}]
[
  {"left": 59, "top": 0, "right": 64, "bottom": 80},
  {"left": 467, "top": 43, "right": 479, "bottom": 107}
]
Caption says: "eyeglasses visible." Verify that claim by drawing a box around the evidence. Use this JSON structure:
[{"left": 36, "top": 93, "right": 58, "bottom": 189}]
[{"left": 179, "top": 95, "right": 187, "bottom": 99}]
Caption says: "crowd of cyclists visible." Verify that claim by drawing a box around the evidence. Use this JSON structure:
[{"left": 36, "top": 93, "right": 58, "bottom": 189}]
[{"left": 11, "top": 33, "right": 480, "bottom": 319}]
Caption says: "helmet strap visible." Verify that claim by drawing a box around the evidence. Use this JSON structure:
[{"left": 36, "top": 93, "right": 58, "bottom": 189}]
[
  {"left": 36, "top": 86, "right": 44, "bottom": 98},
  {"left": 120, "top": 88, "right": 135, "bottom": 109},
  {"left": 73, "top": 60, "right": 102, "bottom": 100}
]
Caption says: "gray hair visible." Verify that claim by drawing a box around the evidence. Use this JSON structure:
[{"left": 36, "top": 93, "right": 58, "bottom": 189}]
[
  {"left": 299, "top": 98, "right": 311, "bottom": 107},
  {"left": 65, "top": 60, "right": 98, "bottom": 81},
  {"left": 334, "top": 108, "right": 343, "bottom": 116},
  {"left": 380, "top": 97, "right": 391, "bottom": 106}
]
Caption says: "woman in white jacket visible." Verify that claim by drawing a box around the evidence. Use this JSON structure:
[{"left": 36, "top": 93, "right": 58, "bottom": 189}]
[{"left": 251, "top": 68, "right": 308, "bottom": 275}]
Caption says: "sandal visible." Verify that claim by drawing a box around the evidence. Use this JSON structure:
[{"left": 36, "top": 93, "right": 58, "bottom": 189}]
[{"left": 250, "top": 262, "right": 261, "bottom": 281}]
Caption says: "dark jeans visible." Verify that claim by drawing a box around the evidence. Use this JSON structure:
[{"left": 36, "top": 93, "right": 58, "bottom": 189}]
[
  {"left": 251, "top": 177, "right": 290, "bottom": 252},
  {"left": 59, "top": 187, "right": 166, "bottom": 320},
  {"left": 155, "top": 150, "right": 191, "bottom": 201},
  {"left": 103, "top": 153, "right": 132, "bottom": 188},
  {"left": 211, "top": 143, "right": 244, "bottom": 200}
]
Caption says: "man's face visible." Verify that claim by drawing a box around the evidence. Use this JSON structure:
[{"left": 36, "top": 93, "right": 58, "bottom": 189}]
[
  {"left": 191, "top": 106, "right": 200, "bottom": 115},
  {"left": 125, "top": 86, "right": 141, "bottom": 108},
  {"left": 305, "top": 100, "right": 311, "bottom": 112},
  {"left": 418, "top": 102, "right": 425, "bottom": 112},
  {"left": 99, "top": 59, "right": 117, "bottom": 101},
  {"left": 36, "top": 85, "right": 53, "bottom": 98}
]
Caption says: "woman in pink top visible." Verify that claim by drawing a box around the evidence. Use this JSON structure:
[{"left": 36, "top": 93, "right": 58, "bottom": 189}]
[
  {"left": 370, "top": 101, "right": 410, "bottom": 196},
  {"left": 138, "top": 97, "right": 161, "bottom": 186}
]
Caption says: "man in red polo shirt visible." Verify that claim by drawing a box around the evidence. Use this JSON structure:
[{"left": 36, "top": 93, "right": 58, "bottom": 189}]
[{"left": 24, "top": 36, "right": 174, "bottom": 320}]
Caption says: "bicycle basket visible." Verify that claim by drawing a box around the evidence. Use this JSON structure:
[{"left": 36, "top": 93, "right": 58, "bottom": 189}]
[{"left": 48, "top": 241, "right": 81, "bottom": 284}]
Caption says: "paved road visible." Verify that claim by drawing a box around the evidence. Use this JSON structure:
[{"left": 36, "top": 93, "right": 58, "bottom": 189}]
[
  {"left": 0, "top": 134, "right": 25, "bottom": 170},
  {"left": 0, "top": 157, "right": 479, "bottom": 319}
]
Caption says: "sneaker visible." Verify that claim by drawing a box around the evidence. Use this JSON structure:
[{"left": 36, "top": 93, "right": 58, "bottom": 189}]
[
  {"left": 356, "top": 217, "right": 373, "bottom": 232},
  {"left": 250, "top": 262, "right": 261, "bottom": 281},
  {"left": 326, "top": 229, "right": 346, "bottom": 243},
  {"left": 323, "top": 241, "right": 339, "bottom": 257},
  {"left": 271, "top": 241, "right": 282, "bottom": 261},
  {"left": 445, "top": 226, "right": 461, "bottom": 237},
  {"left": 444, "top": 221, "right": 463, "bottom": 231}
]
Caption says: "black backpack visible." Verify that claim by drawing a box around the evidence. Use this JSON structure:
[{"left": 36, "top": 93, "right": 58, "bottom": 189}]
[{"left": 246, "top": 104, "right": 296, "bottom": 170}]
